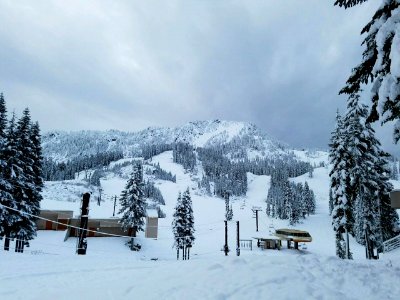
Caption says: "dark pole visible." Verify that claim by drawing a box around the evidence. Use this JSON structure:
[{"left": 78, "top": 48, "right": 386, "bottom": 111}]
[
  {"left": 256, "top": 210, "right": 259, "bottom": 232},
  {"left": 113, "top": 195, "right": 117, "bottom": 217},
  {"left": 236, "top": 221, "right": 240, "bottom": 256},
  {"left": 224, "top": 220, "right": 229, "bottom": 256},
  {"left": 98, "top": 188, "right": 102, "bottom": 206},
  {"left": 77, "top": 193, "right": 90, "bottom": 255},
  {"left": 4, "top": 231, "right": 10, "bottom": 251}
]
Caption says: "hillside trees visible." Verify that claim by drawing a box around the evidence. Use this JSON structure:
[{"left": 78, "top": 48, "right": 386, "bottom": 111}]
[
  {"left": 0, "top": 95, "right": 43, "bottom": 252},
  {"left": 173, "top": 142, "right": 196, "bottom": 172},
  {"left": 43, "top": 150, "right": 123, "bottom": 181},
  {"left": 266, "top": 166, "right": 316, "bottom": 224}
]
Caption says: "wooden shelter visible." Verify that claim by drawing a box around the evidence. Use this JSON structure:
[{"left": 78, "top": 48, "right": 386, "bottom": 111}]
[
  {"left": 36, "top": 210, "right": 73, "bottom": 231},
  {"left": 274, "top": 228, "right": 312, "bottom": 249},
  {"left": 145, "top": 209, "right": 158, "bottom": 239},
  {"left": 64, "top": 218, "right": 134, "bottom": 239},
  {"left": 36, "top": 209, "right": 159, "bottom": 240},
  {"left": 253, "top": 236, "right": 282, "bottom": 250}
]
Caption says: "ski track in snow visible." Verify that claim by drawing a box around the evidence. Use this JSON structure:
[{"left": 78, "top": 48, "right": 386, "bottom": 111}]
[{"left": 1, "top": 151, "right": 400, "bottom": 300}]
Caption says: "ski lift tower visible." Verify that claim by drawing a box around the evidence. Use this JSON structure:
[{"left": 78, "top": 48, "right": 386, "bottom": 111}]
[{"left": 252, "top": 206, "right": 262, "bottom": 232}]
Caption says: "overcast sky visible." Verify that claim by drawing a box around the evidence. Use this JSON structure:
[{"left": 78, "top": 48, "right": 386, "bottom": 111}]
[{"left": 1, "top": 0, "right": 396, "bottom": 153}]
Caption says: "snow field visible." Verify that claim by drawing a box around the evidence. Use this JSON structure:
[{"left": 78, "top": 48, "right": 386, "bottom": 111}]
[{"left": 1, "top": 151, "right": 400, "bottom": 299}]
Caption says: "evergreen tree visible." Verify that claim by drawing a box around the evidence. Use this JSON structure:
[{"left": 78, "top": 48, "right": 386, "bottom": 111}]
[
  {"left": 335, "top": 0, "right": 400, "bottom": 142},
  {"left": 0, "top": 94, "right": 13, "bottom": 243},
  {"left": 303, "top": 181, "right": 316, "bottom": 215},
  {"left": 182, "top": 188, "right": 195, "bottom": 259},
  {"left": 329, "top": 110, "right": 353, "bottom": 259},
  {"left": 172, "top": 192, "right": 185, "bottom": 260},
  {"left": 118, "top": 162, "right": 146, "bottom": 239},
  {"left": 12, "top": 109, "right": 40, "bottom": 244}
]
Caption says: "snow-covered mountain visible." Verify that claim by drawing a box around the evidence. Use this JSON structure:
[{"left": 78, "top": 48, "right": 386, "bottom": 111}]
[{"left": 42, "top": 120, "right": 289, "bottom": 162}]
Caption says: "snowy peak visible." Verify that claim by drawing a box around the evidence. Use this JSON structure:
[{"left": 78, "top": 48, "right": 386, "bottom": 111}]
[{"left": 42, "top": 120, "right": 287, "bottom": 161}]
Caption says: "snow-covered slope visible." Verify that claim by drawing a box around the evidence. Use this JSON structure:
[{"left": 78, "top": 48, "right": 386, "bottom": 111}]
[
  {"left": 42, "top": 120, "right": 288, "bottom": 162},
  {"left": 2, "top": 150, "right": 400, "bottom": 300}
]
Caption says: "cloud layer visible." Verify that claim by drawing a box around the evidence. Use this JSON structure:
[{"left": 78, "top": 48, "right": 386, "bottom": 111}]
[{"left": 2, "top": 0, "right": 394, "bottom": 152}]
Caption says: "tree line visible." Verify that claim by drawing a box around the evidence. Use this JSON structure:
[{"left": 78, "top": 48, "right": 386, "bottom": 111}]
[
  {"left": 266, "top": 168, "right": 316, "bottom": 225},
  {"left": 43, "top": 150, "right": 123, "bottom": 181},
  {"left": 0, "top": 93, "right": 43, "bottom": 252}
]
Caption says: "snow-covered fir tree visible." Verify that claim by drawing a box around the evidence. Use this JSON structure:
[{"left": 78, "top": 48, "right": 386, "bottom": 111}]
[
  {"left": 331, "top": 93, "right": 399, "bottom": 258},
  {"left": 172, "top": 192, "right": 185, "bottom": 260},
  {"left": 181, "top": 188, "right": 195, "bottom": 260},
  {"left": 335, "top": 0, "right": 400, "bottom": 142},
  {"left": 0, "top": 94, "right": 13, "bottom": 243},
  {"left": 303, "top": 181, "right": 316, "bottom": 216},
  {"left": 118, "top": 162, "right": 146, "bottom": 239},
  {"left": 329, "top": 110, "right": 353, "bottom": 259},
  {"left": 12, "top": 109, "right": 41, "bottom": 245},
  {"left": 172, "top": 188, "right": 195, "bottom": 260}
]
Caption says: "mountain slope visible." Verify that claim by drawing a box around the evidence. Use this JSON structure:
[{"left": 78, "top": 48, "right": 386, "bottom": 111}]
[{"left": 42, "top": 120, "right": 288, "bottom": 162}]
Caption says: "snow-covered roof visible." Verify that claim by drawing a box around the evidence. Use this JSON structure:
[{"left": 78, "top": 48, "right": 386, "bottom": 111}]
[{"left": 146, "top": 209, "right": 158, "bottom": 218}]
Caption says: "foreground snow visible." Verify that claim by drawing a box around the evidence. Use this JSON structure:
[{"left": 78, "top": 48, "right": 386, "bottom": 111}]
[
  {"left": 1, "top": 245, "right": 399, "bottom": 300},
  {"left": 1, "top": 151, "right": 399, "bottom": 299}
]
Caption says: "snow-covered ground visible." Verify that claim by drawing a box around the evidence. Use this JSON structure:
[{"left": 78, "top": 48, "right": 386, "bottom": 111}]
[{"left": 1, "top": 151, "right": 399, "bottom": 300}]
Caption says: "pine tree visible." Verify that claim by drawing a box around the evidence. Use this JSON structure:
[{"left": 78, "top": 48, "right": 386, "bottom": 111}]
[
  {"left": 118, "top": 162, "right": 146, "bottom": 239},
  {"left": 329, "top": 110, "right": 353, "bottom": 259},
  {"left": 12, "top": 109, "right": 39, "bottom": 244},
  {"left": 0, "top": 94, "right": 13, "bottom": 243},
  {"left": 335, "top": 0, "right": 400, "bottom": 142},
  {"left": 172, "top": 192, "right": 185, "bottom": 260},
  {"left": 182, "top": 188, "right": 195, "bottom": 259},
  {"left": 303, "top": 181, "right": 316, "bottom": 215}
]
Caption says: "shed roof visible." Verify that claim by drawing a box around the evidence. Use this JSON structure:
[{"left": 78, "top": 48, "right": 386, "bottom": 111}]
[{"left": 147, "top": 209, "right": 158, "bottom": 218}]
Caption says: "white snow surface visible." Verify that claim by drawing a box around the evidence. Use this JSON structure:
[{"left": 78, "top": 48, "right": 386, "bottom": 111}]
[{"left": 1, "top": 151, "right": 400, "bottom": 300}]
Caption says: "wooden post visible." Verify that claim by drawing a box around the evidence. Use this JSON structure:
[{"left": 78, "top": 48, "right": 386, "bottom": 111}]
[
  {"left": 252, "top": 207, "right": 262, "bottom": 232},
  {"left": 113, "top": 195, "right": 117, "bottom": 217},
  {"left": 4, "top": 232, "right": 10, "bottom": 251},
  {"left": 77, "top": 193, "right": 90, "bottom": 255},
  {"left": 224, "top": 220, "right": 229, "bottom": 256},
  {"left": 236, "top": 221, "right": 240, "bottom": 256},
  {"left": 256, "top": 210, "right": 259, "bottom": 232}
]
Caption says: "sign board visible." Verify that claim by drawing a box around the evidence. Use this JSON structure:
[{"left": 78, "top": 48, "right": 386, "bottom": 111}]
[
  {"left": 252, "top": 206, "right": 262, "bottom": 211},
  {"left": 390, "top": 190, "right": 400, "bottom": 209}
]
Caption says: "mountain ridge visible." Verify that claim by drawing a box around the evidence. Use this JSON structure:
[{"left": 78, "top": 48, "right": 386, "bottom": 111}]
[{"left": 41, "top": 120, "right": 305, "bottom": 163}]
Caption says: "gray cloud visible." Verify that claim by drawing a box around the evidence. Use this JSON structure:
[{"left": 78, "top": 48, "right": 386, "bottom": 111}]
[{"left": 1, "top": 0, "right": 396, "bottom": 154}]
